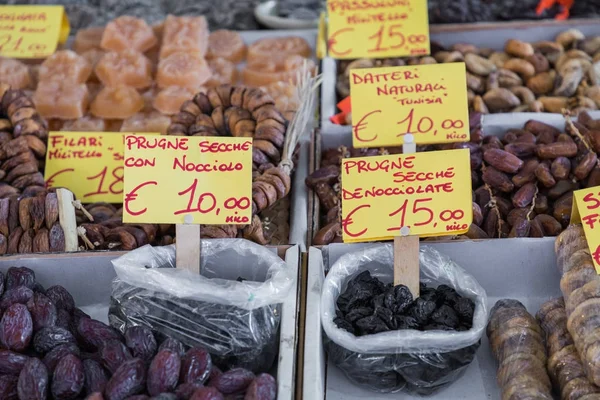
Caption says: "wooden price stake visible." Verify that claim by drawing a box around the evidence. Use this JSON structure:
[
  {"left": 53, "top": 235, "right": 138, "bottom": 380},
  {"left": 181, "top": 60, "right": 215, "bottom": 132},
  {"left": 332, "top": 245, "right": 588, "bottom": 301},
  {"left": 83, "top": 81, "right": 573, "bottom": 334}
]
[
  {"left": 571, "top": 188, "right": 600, "bottom": 273},
  {"left": 122, "top": 135, "right": 253, "bottom": 273}
]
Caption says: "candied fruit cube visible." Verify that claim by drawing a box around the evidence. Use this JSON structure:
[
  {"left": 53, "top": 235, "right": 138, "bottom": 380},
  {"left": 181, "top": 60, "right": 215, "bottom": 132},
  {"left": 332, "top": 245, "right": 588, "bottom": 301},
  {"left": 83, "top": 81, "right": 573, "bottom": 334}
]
[
  {"left": 73, "top": 26, "right": 105, "bottom": 54},
  {"left": 95, "top": 50, "right": 153, "bottom": 89},
  {"left": 160, "top": 15, "right": 209, "bottom": 59},
  {"left": 80, "top": 49, "right": 105, "bottom": 83},
  {"left": 156, "top": 52, "right": 211, "bottom": 90},
  {"left": 247, "top": 36, "right": 311, "bottom": 65},
  {"left": 152, "top": 86, "right": 198, "bottom": 115},
  {"left": 121, "top": 111, "right": 171, "bottom": 134},
  {"left": 100, "top": 16, "right": 157, "bottom": 53},
  {"left": 90, "top": 86, "right": 144, "bottom": 119},
  {"left": 38, "top": 50, "right": 92, "bottom": 84},
  {"left": 206, "top": 58, "right": 237, "bottom": 87},
  {"left": 207, "top": 30, "right": 246, "bottom": 64},
  {"left": 33, "top": 81, "right": 89, "bottom": 120},
  {"left": 61, "top": 116, "right": 106, "bottom": 132},
  {"left": 243, "top": 55, "right": 315, "bottom": 86},
  {"left": 0, "top": 58, "right": 31, "bottom": 89}
]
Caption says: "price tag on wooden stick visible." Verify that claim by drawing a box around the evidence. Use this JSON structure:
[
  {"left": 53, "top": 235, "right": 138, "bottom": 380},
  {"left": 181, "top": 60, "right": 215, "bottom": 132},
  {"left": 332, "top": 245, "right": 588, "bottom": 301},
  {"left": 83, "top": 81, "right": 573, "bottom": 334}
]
[
  {"left": 326, "top": 0, "right": 429, "bottom": 59},
  {"left": 350, "top": 63, "right": 470, "bottom": 147},
  {"left": 0, "top": 5, "right": 70, "bottom": 58},
  {"left": 572, "top": 188, "right": 600, "bottom": 273}
]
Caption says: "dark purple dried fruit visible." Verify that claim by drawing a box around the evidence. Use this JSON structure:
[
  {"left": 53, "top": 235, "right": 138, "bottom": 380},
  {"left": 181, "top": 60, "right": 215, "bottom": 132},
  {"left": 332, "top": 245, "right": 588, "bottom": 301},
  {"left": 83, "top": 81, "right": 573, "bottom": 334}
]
[
  {"left": 206, "top": 366, "right": 222, "bottom": 388},
  {"left": 210, "top": 368, "right": 254, "bottom": 394},
  {"left": 27, "top": 292, "right": 57, "bottom": 332},
  {"left": 0, "top": 271, "right": 4, "bottom": 297},
  {"left": 55, "top": 309, "right": 71, "bottom": 330},
  {"left": 151, "top": 394, "right": 178, "bottom": 400},
  {"left": 5, "top": 267, "right": 35, "bottom": 290},
  {"left": 453, "top": 297, "right": 475, "bottom": 326},
  {"left": 408, "top": 298, "right": 436, "bottom": 326},
  {"left": 17, "top": 358, "right": 48, "bottom": 400},
  {"left": 0, "top": 375, "right": 18, "bottom": 400},
  {"left": 0, "top": 286, "right": 34, "bottom": 310},
  {"left": 99, "top": 340, "right": 132, "bottom": 374},
  {"left": 174, "top": 382, "right": 204, "bottom": 400},
  {"left": 0, "top": 303, "right": 33, "bottom": 351},
  {"left": 51, "top": 354, "right": 84, "bottom": 400},
  {"left": 180, "top": 348, "right": 212, "bottom": 385},
  {"left": 147, "top": 350, "right": 181, "bottom": 396},
  {"left": 384, "top": 285, "right": 413, "bottom": 314},
  {"left": 0, "top": 350, "right": 29, "bottom": 375},
  {"left": 430, "top": 305, "right": 460, "bottom": 328},
  {"left": 83, "top": 359, "right": 108, "bottom": 395},
  {"left": 42, "top": 344, "right": 80, "bottom": 375},
  {"left": 45, "top": 285, "right": 74, "bottom": 313},
  {"left": 125, "top": 326, "right": 157, "bottom": 362},
  {"left": 244, "top": 373, "right": 277, "bottom": 400},
  {"left": 104, "top": 358, "right": 146, "bottom": 400},
  {"left": 158, "top": 338, "right": 185, "bottom": 357},
  {"left": 77, "top": 318, "right": 122, "bottom": 351},
  {"left": 189, "top": 387, "right": 224, "bottom": 400},
  {"left": 395, "top": 315, "right": 420, "bottom": 330},
  {"left": 32, "top": 326, "right": 76, "bottom": 354}
]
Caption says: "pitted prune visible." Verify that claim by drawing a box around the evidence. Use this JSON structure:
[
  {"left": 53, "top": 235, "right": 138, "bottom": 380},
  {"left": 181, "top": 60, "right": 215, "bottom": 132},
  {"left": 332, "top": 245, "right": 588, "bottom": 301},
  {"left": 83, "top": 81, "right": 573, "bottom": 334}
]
[
  {"left": 147, "top": 350, "right": 180, "bottom": 396},
  {"left": 375, "top": 307, "right": 397, "bottom": 329},
  {"left": 99, "top": 340, "right": 133, "bottom": 374},
  {"left": 33, "top": 326, "right": 76, "bottom": 354},
  {"left": 436, "top": 285, "right": 460, "bottom": 307},
  {"left": 42, "top": 343, "right": 80, "bottom": 375},
  {"left": 0, "top": 303, "right": 33, "bottom": 351},
  {"left": 51, "top": 354, "right": 84, "bottom": 400},
  {"left": 45, "top": 286, "right": 75, "bottom": 313},
  {"left": 453, "top": 297, "right": 475, "bottom": 325},
  {"left": 355, "top": 316, "right": 389, "bottom": 335},
  {"left": 82, "top": 359, "right": 108, "bottom": 395},
  {"left": 174, "top": 382, "right": 204, "bottom": 399},
  {"left": 0, "top": 350, "right": 29, "bottom": 375},
  {"left": 189, "top": 387, "right": 224, "bottom": 400},
  {"left": 17, "top": 358, "right": 48, "bottom": 400},
  {"left": 430, "top": 305, "right": 459, "bottom": 328},
  {"left": 210, "top": 368, "right": 254, "bottom": 394},
  {"left": 0, "top": 286, "right": 34, "bottom": 310},
  {"left": 395, "top": 315, "right": 420, "bottom": 330},
  {"left": 27, "top": 293, "right": 57, "bottom": 332},
  {"left": 245, "top": 373, "right": 277, "bottom": 400},
  {"left": 333, "top": 317, "right": 355, "bottom": 334},
  {"left": 424, "top": 324, "right": 454, "bottom": 331},
  {"left": 385, "top": 285, "right": 413, "bottom": 314},
  {"left": 158, "top": 338, "right": 185, "bottom": 357},
  {"left": 0, "top": 375, "right": 18, "bottom": 400},
  {"left": 125, "top": 326, "right": 157, "bottom": 362},
  {"left": 6, "top": 267, "right": 36, "bottom": 290},
  {"left": 344, "top": 307, "right": 373, "bottom": 324},
  {"left": 180, "top": 348, "right": 212, "bottom": 385},
  {"left": 77, "top": 318, "right": 122, "bottom": 350},
  {"left": 408, "top": 298, "right": 436, "bottom": 326},
  {"left": 32, "top": 283, "right": 45, "bottom": 295},
  {"left": 105, "top": 358, "right": 147, "bottom": 400}
]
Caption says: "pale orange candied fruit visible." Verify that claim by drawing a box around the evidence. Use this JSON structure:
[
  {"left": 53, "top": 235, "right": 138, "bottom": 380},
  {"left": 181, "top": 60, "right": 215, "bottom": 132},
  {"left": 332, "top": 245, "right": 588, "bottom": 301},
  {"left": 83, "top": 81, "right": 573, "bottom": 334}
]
[
  {"left": 95, "top": 50, "right": 153, "bottom": 89},
  {"left": 33, "top": 81, "right": 90, "bottom": 120},
  {"left": 38, "top": 50, "right": 92, "bottom": 84},
  {"left": 247, "top": 36, "right": 312, "bottom": 66},
  {"left": 206, "top": 58, "right": 237, "bottom": 87},
  {"left": 261, "top": 81, "right": 300, "bottom": 114},
  {"left": 156, "top": 52, "right": 212, "bottom": 89},
  {"left": 73, "top": 26, "right": 105, "bottom": 53},
  {"left": 61, "top": 116, "right": 106, "bottom": 132},
  {"left": 0, "top": 58, "right": 32, "bottom": 89},
  {"left": 152, "top": 86, "right": 198, "bottom": 115},
  {"left": 90, "top": 86, "right": 144, "bottom": 119},
  {"left": 243, "top": 55, "right": 315, "bottom": 87},
  {"left": 206, "top": 30, "right": 246, "bottom": 64},
  {"left": 160, "top": 15, "right": 209, "bottom": 59},
  {"left": 121, "top": 111, "right": 172, "bottom": 134},
  {"left": 80, "top": 49, "right": 105, "bottom": 83},
  {"left": 100, "top": 16, "right": 158, "bottom": 53}
]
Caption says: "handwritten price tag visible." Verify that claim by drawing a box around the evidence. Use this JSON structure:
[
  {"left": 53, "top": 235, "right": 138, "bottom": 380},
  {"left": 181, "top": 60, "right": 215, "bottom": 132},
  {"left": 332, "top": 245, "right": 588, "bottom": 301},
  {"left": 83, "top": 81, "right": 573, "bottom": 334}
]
[
  {"left": 123, "top": 135, "right": 252, "bottom": 225},
  {"left": 350, "top": 63, "right": 470, "bottom": 147},
  {"left": 341, "top": 149, "right": 472, "bottom": 242},
  {"left": 0, "top": 5, "right": 70, "bottom": 58},
  {"left": 572, "top": 188, "right": 600, "bottom": 273},
  {"left": 326, "top": 0, "right": 429, "bottom": 59},
  {"left": 44, "top": 132, "right": 157, "bottom": 203}
]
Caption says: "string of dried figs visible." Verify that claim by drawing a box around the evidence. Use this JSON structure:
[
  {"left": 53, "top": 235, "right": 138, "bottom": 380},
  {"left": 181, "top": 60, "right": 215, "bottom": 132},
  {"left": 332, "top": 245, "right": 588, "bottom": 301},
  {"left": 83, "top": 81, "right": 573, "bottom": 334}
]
[
  {"left": 0, "top": 84, "right": 48, "bottom": 198},
  {"left": 336, "top": 28, "right": 600, "bottom": 123},
  {"left": 167, "top": 84, "right": 294, "bottom": 244}
]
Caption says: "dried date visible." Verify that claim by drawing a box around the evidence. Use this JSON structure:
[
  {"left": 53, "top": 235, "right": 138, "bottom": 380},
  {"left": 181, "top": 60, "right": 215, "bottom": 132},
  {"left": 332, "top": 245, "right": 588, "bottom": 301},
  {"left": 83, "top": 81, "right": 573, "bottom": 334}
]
[
  {"left": 26, "top": 292, "right": 56, "bottom": 332},
  {"left": 180, "top": 347, "right": 212, "bottom": 385},
  {"left": 0, "top": 286, "right": 34, "bottom": 310},
  {"left": 0, "top": 303, "right": 33, "bottom": 351},
  {"left": 32, "top": 326, "right": 76, "bottom": 354},
  {"left": 125, "top": 326, "right": 157, "bottom": 363},
  {"left": 0, "top": 350, "right": 29, "bottom": 375},
  {"left": 17, "top": 358, "right": 48, "bottom": 400},
  {"left": 104, "top": 358, "right": 147, "bottom": 400},
  {"left": 51, "top": 354, "right": 84, "bottom": 400},
  {"left": 210, "top": 368, "right": 255, "bottom": 394},
  {"left": 189, "top": 387, "right": 224, "bottom": 400},
  {"left": 18, "top": 229, "right": 33, "bottom": 254},
  {"left": 6, "top": 266, "right": 35, "bottom": 290},
  {"left": 99, "top": 340, "right": 132, "bottom": 374},
  {"left": 45, "top": 285, "right": 74, "bottom": 313},
  {"left": 77, "top": 318, "right": 122, "bottom": 351},
  {"left": 18, "top": 197, "right": 32, "bottom": 230},
  {"left": 83, "top": 359, "right": 108, "bottom": 395},
  {"left": 244, "top": 373, "right": 277, "bottom": 400},
  {"left": 33, "top": 229, "right": 49, "bottom": 253},
  {"left": 147, "top": 350, "right": 180, "bottom": 396},
  {"left": 49, "top": 222, "right": 65, "bottom": 252},
  {"left": 0, "top": 375, "right": 17, "bottom": 400},
  {"left": 43, "top": 343, "right": 80, "bottom": 375},
  {"left": 29, "top": 195, "right": 45, "bottom": 231}
]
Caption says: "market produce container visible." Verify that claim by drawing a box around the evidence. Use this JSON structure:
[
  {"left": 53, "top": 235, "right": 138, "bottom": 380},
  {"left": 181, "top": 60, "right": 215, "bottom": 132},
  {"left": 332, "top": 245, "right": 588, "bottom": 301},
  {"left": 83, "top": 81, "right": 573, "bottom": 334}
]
[
  {"left": 320, "top": 18, "right": 600, "bottom": 135},
  {"left": 0, "top": 244, "right": 301, "bottom": 399},
  {"left": 301, "top": 240, "right": 562, "bottom": 399}
]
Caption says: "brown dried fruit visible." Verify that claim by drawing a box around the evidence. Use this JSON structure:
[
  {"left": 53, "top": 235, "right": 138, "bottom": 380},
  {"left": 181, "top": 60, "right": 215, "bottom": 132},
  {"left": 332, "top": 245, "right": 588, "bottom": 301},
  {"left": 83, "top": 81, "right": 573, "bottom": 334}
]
[
  {"left": 512, "top": 183, "right": 537, "bottom": 208},
  {"left": 472, "top": 202, "right": 483, "bottom": 226},
  {"left": 18, "top": 229, "right": 33, "bottom": 254},
  {"left": 29, "top": 195, "right": 45, "bottom": 231},
  {"left": 509, "top": 218, "right": 531, "bottom": 238},
  {"left": 210, "top": 367, "right": 255, "bottom": 394},
  {"left": 553, "top": 193, "right": 573, "bottom": 227},
  {"left": 99, "top": 340, "right": 132, "bottom": 374},
  {"left": 574, "top": 152, "right": 598, "bottom": 180},
  {"left": 51, "top": 354, "right": 84, "bottom": 400},
  {"left": 483, "top": 149, "right": 523, "bottom": 173},
  {"left": 535, "top": 214, "right": 562, "bottom": 236},
  {"left": 512, "top": 159, "right": 539, "bottom": 187},
  {"left": 147, "top": 350, "right": 180, "bottom": 396},
  {"left": 7, "top": 227, "right": 23, "bottom": 255},
  {"left": 535, "top": 162, "right": 557, "bottom": 187},
  {"left": 504, "top": 142, "right": 536, "bottom": 159},
  {"left": 466, "top": 224, "right": 489, "bottom": 239},
  {"left": 18, "top": 198, "right": 32, "bottom": 230},
  {"left": 49, "top": 222, "right": 65, "bottom": 252},
  {"left": 8, "top": 196, "right": 18, "bottom": 233},
  {"left": 534, "top": 194, "right": 549, "bottom": 214},
  {"left": 548, "top": 180, "right": 579, "bottom": 199},
  {"left": 105, "top": 228, "right": 137, "bottom": 251},
  {"left": 525, "top": 120, "right": 561, "bottom": 137},
  {"left": 32, "top": 229, "right": 49, "bottom": 253},
  {"left": 482, "top": 166, "right": 514, "bottom": 192},
  {"left": 551, "top": 157, "right": 571, "bottom": 180},
  {"left": 17, "top": 358, "right": 48, "bottom": 400},
  {"left": 536, "top": 142, "right": 578, "bottom": 159},
  {"left": 180, "top": 348, "right": 212, "bottom": 385},
  {"left": 587, "top": 167, "right": 600, "bottom": 188},
  {"left": 529, "top": 218, "right": 544, "bottom": 237},
  {"left": 0, "top": 198, "right": 9, "bottom": 237},
  {"left": 45, "top": 193, "right": 58, "bottom": 229},
  {"left": 104, "top": 358, "right": 146, "bottom": 400}
]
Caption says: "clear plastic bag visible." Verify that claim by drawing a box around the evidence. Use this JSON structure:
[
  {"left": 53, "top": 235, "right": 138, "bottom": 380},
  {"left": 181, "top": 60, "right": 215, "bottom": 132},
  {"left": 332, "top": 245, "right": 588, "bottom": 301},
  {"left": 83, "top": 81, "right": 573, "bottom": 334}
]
[
  {"left": 109, "top": 239, "right": 293, "bottom": 373},
  {"left": 321, "top": 244, "right": 488, "bottom": 395}
]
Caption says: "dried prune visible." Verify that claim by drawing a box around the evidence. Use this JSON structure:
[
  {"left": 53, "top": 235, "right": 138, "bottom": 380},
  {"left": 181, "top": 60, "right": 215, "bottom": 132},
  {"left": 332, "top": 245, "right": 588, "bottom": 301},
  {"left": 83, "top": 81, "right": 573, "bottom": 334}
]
[
  {"left": 454, "top": 297, "right": 475, "bottom": 325},
  {"left": 0, "top": 303, "right": 33, "bottom": 351},
  {"left": 430, "top": 305, "right": 459, "bottom": 328},
  {"left": 355, "top": 316, "right": 389, "bottom": 334},
  {"left": 32, "top": 283, "right": 45, "bottom": 295},
  {"left": 0, "top": 375, "right": 18, "bottom": 400},
  {"left": 333, "top": 317, "right": 354, "bottom": 334},
  {"left": 384, "top": 285, "right": 413, "bottom": 314},
  {"left": 147, "top": 350, "right": 180, "bottom": 396},
  {"left": 125, "top": 326, "right": 157, "bottom": 362},
  {"left": 105, "top": 358, "right": 146, "bottom": 400},
  {"left": 424, "top": 324, "right": 454, "bottom": 331},
  {"left": 55, "top": 309, "right": 71, "bottom": 330},
  {"left": 408, "top": 298, "right": 436, "bottom": 326},
  {"left": 83, "top": 359, "right": 108, "bottom": 395},
  {"left": 27, "top": 292, "right": 57, "bottom": 332},
  {"left": 99, "top": 340, "right": 132, "bottom": 374},
  {"left": 33, "top": 326, "right": 76, "bottom": 354},
  {"left": 210, "top": 368, "right": 254, "bottom": 394},
  {"left": 158, "top": 338, "right": 185, "bottom": 357},
  {"left": 5, "top": 267, "right": 36, "bottom": 290},
  {"left": 42, "top": 343, "right": 80, "bottom": 375},
  {"left": 189, "top": 387, "right": 224, "bottom": 400},
  {"left": 436, "top": 285, "right": 460, "bottom": 307},
  {"left": 344, "top": 307, "right": 372, "bottom": 324},
  {"left": 374, "top": 307, "right": 396, "bottom": 329},
  {"left": 0, "top": 286, "right": 34, "bottom": 310},
  {"left": 51, "top": 354, "right": 84, "bottom": 400},
  {"left": 45, "top": 285, "right": 75, "bottom": 313},
  {"left": 395, "top": 316, "right": 419, "bottom": 330},
  {"left": 0, "top": 350, "right": 29, "bottom": 375},
  {"left": 244, "top": 373, "right": 276, "bottom": 400},
  {"left": 77, "top": 318, "right": 122, "bottom": 350},
  {"left": 180, "top": 348, "right": 212, "bottom": 385},
  {"left": 17, "top": 358, "right": 48, "bottom": 400},
  {"left": 175, "top": 382, "right": 204, "bottom": 399}
]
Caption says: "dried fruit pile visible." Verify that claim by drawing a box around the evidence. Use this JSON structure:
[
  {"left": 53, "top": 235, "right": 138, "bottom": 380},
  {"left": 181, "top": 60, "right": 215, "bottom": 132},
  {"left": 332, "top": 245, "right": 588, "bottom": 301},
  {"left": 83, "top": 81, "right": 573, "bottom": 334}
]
[
  {"left": 334, "top": 271, "right": 474, "bottom": 335},
  {"left": 334, "top": 29, "right": 600, "bottom": 125},
  {"left": 0, "top": 266, "right": 277, "bottom": 400},
  {"left": 487, "top": 299, "right": 553, "bottom": 399}
]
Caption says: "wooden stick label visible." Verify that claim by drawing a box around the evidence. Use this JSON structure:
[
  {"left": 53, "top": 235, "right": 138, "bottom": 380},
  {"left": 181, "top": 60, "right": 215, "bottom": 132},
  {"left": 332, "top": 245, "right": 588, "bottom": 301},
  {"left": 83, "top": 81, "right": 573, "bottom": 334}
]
[
  {"left": 122, "top": 135, "right": 253, "bottom": 225},
  {"left": 341, "top": 149, "right": 472, "bottom": 242}
]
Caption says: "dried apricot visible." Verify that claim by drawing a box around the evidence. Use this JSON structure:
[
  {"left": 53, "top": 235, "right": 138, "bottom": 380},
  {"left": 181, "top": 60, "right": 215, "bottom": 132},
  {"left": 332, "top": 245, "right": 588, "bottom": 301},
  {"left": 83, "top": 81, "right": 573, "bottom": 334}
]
[{"left": 101, "top": 16, "right": 157, "bottom": 53}]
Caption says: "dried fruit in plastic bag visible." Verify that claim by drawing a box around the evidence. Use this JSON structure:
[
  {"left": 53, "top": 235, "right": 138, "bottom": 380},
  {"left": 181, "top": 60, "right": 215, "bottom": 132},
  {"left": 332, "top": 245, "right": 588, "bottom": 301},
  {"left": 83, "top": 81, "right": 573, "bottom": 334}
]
[
  {"left": 209, "top": 368, "right": 254, "bottom": 394},
  {"left": 180, "top": 347, "right": 212, "bottom": 385},
  {"left": 147, "top": 350, "right": 180, "bottom": 396},
  {"left": 105, "top": 358, "right": 146, "bottom": 400},
  {"left": 17, "top": 358, "right": 48, "bottom": 400},
  {"left": 83, "top": 359, "right": 108, "bottom": 395},
  {"left": 125, "top": 326, "right": 157, "bottom": 362},
  {"left": 51, "top": 354, "right": 84, "bottom": 400},
  {"left": 430, "top": 305, "right": 460, "bottom": 328},
  {"left": 244, "top": 373, "right": 277, "bottom": 400},
  {"left": 0, "top": 303, "right": 33, "bottom": 351}
]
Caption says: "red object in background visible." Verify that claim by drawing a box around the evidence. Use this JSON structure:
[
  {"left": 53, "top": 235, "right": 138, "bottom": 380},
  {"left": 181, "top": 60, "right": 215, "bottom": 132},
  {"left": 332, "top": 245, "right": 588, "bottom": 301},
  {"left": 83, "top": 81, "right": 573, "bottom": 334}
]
[
  {"left": 330, "top": 96, "right": 352, "bottom": 125},
  {"left": 536, "top": 0, "right": 575, "bottom": 20}
]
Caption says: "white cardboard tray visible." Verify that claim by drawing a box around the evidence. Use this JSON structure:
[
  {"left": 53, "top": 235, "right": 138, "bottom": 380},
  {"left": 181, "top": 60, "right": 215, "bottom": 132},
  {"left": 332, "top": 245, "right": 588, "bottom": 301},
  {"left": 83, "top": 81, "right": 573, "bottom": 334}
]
[{"left": 303, "top": 240, "right": 562, "bottom": 400}]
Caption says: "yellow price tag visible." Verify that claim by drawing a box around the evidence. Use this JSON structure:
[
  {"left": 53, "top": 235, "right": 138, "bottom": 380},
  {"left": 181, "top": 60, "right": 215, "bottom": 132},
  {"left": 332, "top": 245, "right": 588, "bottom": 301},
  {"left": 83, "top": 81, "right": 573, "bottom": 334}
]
[
  {"left": 341, "top": 149, "right": 472, "bottom": 242},
  {"left": 0, "top": 5, "right": 70, "bottom": 58},
  {"left": 317, "top": 11, "right": 327, "bottom": 59},
  {"left": 326, "top": 0, "right": 429, "bottom": 59},
  {"left": 44, "top": 132, "right": 157, "bottom": 203},
  {"left": 350, "top": 63, "right": 470, "bottom": 147},
  {"left": 122, "top": 135, "right": 253, "bottom": 225},
  {"left": 572, "top": 187, "right": 600, "bottom": 273}
]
